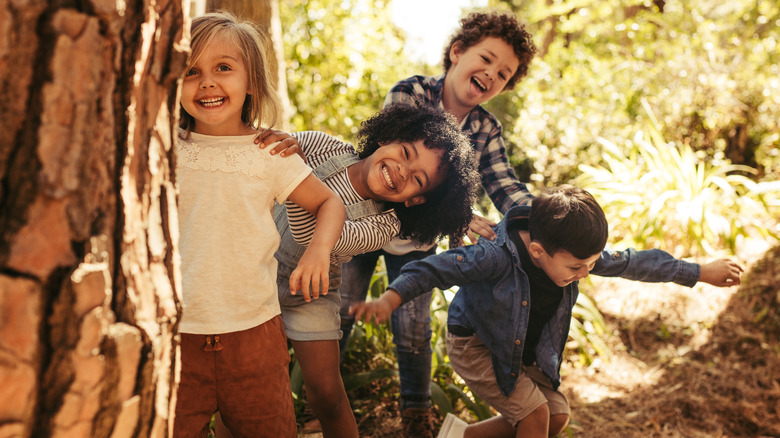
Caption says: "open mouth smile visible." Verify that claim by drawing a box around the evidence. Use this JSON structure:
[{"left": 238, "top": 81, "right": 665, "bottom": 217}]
[
  {"left": 199, "top": 97, "right": 225, "bottom": 107},
  {"left": 382, "top": 165, "right": 396, "bottom": 189},
  {"left": 471, "top": 76, "right": 487, "bottom": 92}
]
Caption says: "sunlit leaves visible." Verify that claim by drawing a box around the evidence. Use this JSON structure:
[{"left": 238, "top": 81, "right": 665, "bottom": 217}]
[
  {"left": 576, "top": 111, "right": 777, "bottom": 257},
  {"left": 489, "top": 0, "right": 780, "bottom": 187},
  {"left": 280, "top": 0, "right": 422, "bottom": 139}
]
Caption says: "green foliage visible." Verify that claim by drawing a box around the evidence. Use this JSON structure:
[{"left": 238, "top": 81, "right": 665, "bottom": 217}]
[
  {"left": 489, "top": 0, "right": 780, "bottom": 187},
  {"left": 576, "top": 103, "right": 778, "bottom": 257},
  {"left": 279, "top": 0, "right": 429, "bottom": 140},
  {"left": 340, "top": 260, "right": 401, "bottom": 413},
  {"left": 568, "top": 282, "right": 611, "bottom": 366}
]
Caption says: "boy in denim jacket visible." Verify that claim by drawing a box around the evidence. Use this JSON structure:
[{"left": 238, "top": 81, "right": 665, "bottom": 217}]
[{"left": 350, "top": 185, "right": 743, "bottom": 438}]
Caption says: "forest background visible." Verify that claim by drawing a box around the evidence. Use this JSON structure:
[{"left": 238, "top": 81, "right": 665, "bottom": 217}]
[
  {"left": 1, "top": 0, "right": 776, "bottom": 436},
  {"left": 270, "top": 0, "right": 780, "bottom": 436}
]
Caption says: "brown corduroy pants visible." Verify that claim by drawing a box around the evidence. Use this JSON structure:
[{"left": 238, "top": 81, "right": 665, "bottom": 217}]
[{"left": 173, "top": 315, "right": 297, "bottom": 438}]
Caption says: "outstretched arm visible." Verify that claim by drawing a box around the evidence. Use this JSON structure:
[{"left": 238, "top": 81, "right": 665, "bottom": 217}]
[
  {"left": 593, "top": 248, "right": 744, "bottom": 289},
  {"left": 698, "top": 259, "right": 743, "bottom": 287},
  {"left": 286, "top": 175, "right": 346, "bottom": 302}
]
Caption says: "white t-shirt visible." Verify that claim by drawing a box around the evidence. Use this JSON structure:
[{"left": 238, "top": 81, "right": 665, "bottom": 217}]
[{"left": 176, "top": 131, "right": 311, "bottom": 334}]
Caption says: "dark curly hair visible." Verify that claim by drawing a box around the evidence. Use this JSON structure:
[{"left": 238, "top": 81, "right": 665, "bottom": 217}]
[
  {"left": 355, "top": 100, "right": 479, "bottom": 245},
  {"left": 443, "top": 11, "right": 536, "bottom": 90}
]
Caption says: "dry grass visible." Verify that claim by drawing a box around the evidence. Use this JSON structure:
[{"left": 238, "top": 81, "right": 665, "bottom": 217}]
[{"left": 562, "top": 241, "right": 780, "bottom": 437}]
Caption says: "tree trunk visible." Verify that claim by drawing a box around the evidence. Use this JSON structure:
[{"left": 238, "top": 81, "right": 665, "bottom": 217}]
[
  {"left": 205, "top": 0, "right": 292, "bottom": 129},
  {"left": 0, "top": 0, "right": 186, "bottom": 437}
]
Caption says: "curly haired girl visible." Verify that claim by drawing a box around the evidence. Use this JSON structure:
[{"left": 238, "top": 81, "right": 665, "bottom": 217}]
[{"left": 272, "top": 99, "right": 479, "bottom": 437}]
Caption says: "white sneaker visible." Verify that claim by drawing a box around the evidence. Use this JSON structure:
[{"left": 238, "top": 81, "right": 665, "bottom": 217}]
[{"left": 436, "top": 413, "right": 468, "bottom": 438}]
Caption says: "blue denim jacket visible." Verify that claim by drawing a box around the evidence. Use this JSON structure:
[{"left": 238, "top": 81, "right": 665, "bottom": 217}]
[{"left": 389, "top": 204, "right": 700, "bottom": 396}]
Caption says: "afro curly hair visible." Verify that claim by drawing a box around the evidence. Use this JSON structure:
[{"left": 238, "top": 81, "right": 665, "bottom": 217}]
[
  {"left": 355, "top": 100, "right": 479, "bottom": 245},
  {"left": 442, "top": 11, "right": 536, "bottom": 90}
]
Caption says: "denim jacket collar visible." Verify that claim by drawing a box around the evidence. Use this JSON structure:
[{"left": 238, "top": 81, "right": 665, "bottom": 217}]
[{"left": 494, "top": 204, "right": 531, "bottom": 248}]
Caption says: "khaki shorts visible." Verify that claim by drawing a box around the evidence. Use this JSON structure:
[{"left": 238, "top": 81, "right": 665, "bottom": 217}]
[{"left": 446, "top": 332, "right": 570, "bottom": 427}]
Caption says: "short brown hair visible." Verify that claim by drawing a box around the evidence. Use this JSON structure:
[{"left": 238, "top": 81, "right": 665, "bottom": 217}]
[{"left": 529, "top": 185, "right": 608, "bottom": 259}]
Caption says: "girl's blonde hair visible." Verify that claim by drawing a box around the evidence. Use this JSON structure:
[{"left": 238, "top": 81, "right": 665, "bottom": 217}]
[{"left": 180, "top": 11, "right": 282, "bottom": 134}]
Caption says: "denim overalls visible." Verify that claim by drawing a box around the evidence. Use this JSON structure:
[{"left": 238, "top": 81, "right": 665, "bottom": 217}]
[{"left": 274, "top": 153, "right": 386, "bottom": 340}]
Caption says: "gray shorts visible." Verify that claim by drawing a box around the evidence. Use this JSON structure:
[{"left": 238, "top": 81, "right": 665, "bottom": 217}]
[
  {"left": 276, "top": 259, "right": 342, "bottom": 341},
  {"left": 446, "top": 332, "right": 570, "bottom": 426}
]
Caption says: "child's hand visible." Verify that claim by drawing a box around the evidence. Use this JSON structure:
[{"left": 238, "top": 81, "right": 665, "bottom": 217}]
[
  {"left": 453, "top": 214, "right": 496, "bottom": 247},
  {"left": 289, "top": 246, "right": 330, "bottom": 302},
  {"left": 255, "top": 128, "right": 304, "bottom": 160},
  {"left": 349, "top": 290, "right": 403, "bottom": 324},
  {"left": 699, "top": 258, "right": 744, "bottom": 287}
]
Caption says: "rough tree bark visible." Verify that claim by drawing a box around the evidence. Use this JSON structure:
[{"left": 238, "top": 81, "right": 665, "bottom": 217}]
[
  {"left": 205, "top": 0, "right": 292, "bottom": 129},
  {"left": 0, "top": 0, "right": 187, "bottom": 437}
]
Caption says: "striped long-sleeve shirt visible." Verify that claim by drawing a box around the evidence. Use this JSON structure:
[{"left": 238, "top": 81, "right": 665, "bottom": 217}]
[{"left": 284, "top": 131, "right": 401, "bottom": 263}]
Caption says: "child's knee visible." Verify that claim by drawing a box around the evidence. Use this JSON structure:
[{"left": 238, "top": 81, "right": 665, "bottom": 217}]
[
  {"left": 305, "top": 379, "right": 347, "bottom": 406},
  {"left": 548, "top": 413, "right": 570, "bottom": 437}
]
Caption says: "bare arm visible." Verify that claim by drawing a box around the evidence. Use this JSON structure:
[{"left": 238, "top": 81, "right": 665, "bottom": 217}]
[{"left": 286, "top": 174, "right": 346, "bottom": 302}]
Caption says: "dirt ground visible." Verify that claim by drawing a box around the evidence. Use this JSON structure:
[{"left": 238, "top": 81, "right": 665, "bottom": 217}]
[
  {"left": 337, "top": 239, "right": 780, "bottom": 438},
  {"left": 561, "top": 240, "right": 780, "bottom": 437}
]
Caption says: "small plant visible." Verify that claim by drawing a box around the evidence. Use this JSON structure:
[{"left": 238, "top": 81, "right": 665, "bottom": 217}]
[
  {"left": 568, "top": 281, "right": 611, "bottom": 367},
  {"left": 340, "top": 258, "right": 402, "bottom": 417}
]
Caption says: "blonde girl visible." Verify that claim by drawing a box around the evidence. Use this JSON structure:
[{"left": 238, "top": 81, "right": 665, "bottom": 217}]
[{"left": 173, "top": 12, "right": 345, "bottom": 437}]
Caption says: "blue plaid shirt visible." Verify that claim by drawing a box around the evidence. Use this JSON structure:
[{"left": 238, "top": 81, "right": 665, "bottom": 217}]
[{"left": 385, "top": 74, "right": 532, "bottom": 214}]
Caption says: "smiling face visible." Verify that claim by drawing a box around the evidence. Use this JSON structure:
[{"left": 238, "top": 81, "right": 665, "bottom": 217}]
[
  {"left": 443, "top": 36, "right": 520, "bottom": 119},
  {"left": 180, "top": 32, "right": 254, "bottom": 136},
  {"left": 528, "top": 241, "right": 601, "bottom": 287},
  {"left": 351, "top": 139, "right": 447, "bottom": 207}
]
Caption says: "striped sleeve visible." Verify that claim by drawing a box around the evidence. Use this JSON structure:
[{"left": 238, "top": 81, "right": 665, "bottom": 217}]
[{"left": 284, "top": 132, "right": 402, "bottom": 262}]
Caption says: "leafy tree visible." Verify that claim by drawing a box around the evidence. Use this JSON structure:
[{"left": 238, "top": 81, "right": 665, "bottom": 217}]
[
  {"left": 487, "top": 0, "right": 779, "bottom": 186},
  {"left": 278, "top": 0, "right": 434, "bottom": 138}
]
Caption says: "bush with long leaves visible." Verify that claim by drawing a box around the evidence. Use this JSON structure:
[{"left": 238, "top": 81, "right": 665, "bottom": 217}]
[{"left": 577, "top": 106, "right": 778, "bottom": 257}]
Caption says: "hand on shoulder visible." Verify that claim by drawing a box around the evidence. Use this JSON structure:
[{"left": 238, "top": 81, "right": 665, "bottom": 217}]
[{"left": 255, "top": 128, "right": 305, "bottom": 160}]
